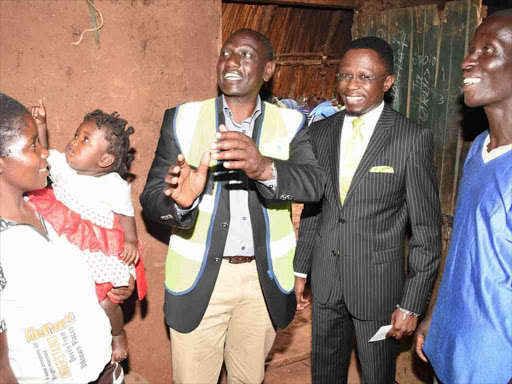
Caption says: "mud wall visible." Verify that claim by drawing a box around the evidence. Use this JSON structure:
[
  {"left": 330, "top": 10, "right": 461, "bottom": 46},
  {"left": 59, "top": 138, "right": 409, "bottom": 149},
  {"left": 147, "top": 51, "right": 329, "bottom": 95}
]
[{"left": 0, "top": 0, "right": 221, "bottom": 382}]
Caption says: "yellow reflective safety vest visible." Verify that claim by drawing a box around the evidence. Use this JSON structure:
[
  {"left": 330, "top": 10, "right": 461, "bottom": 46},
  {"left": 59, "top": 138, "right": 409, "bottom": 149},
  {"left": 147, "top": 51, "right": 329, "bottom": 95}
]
[{"left": 165, "top": 98, "right": 304, "bottom": 295}]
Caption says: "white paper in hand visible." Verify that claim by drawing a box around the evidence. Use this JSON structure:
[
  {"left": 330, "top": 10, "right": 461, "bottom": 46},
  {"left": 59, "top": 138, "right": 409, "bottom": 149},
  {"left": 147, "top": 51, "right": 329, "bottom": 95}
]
[{"left": 368, "top": 325, "right": 392, "bottom": 342}]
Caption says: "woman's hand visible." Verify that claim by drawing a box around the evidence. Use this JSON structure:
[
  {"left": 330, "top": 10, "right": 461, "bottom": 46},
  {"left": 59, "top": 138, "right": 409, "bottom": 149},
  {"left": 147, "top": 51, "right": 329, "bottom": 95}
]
[{"left": 108, "top": 276, "right": 135, "bottom": 303}]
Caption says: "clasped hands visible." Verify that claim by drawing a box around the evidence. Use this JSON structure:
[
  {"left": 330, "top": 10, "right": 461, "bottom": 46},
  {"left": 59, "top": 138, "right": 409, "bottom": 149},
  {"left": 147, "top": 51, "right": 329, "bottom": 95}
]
[{"left": 164, "top": 125, "right": 272, "bottom": 208}]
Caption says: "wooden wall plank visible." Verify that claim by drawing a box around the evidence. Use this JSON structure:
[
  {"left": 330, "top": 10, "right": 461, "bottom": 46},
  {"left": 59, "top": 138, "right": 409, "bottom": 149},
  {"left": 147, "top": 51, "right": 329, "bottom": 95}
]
[
  {"left": 409, "top": 6, "right": 426, "bottom": 123},
  {"left": 430, "top": 8, "right": 452, "bottom": 195},
  {"left": 438, "top": 0, "right": 466, "bottom": 215},
  {"left": 388, "top": 8, "right": 413, "bottom": 115}
]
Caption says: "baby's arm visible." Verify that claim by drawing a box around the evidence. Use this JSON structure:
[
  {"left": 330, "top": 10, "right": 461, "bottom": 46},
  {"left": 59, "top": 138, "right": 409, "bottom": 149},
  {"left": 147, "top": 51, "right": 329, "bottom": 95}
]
[
  {"left": 118, "top": 215, "right": 139, "bottom": 265},
  {"left": 28, "top": 100, "right": 48, "bottom": 149}
]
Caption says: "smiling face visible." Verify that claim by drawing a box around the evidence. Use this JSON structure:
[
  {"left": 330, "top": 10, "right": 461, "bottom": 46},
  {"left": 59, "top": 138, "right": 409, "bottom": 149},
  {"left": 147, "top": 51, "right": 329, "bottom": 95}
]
[
  {"left": 65, "top": 120, "right": 113, "bottom": 176},
  {"left": 0, "top": 113, "right": 49, "bottom": 195},
  {"left": 461, "top": 15, "right": 512, "bottom": 109},
  {"left": 337, "top": 49, "right": 395, "bottom": 116},
  {"left": 217, "top": 30, "right": 275, "bottom": 103}
]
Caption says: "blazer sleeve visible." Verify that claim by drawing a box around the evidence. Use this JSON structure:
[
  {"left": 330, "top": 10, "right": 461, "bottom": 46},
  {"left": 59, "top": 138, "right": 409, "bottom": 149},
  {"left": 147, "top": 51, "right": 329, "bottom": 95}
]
[
  {"left": 139, "top": 108, "right": 198, "bottom": 229},
  {"left": 294, "top": 201, "right": 322, "bottom": 275},
  {"left": 400, "top": 127, "right": 442, "bottom": 314},
  {"left": 257, "top": 123, "right": 326, "bottom": 203}
]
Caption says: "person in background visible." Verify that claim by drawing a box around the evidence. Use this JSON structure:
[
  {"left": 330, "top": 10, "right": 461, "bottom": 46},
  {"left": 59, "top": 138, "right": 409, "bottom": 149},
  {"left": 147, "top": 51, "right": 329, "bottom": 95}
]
[{"left": 415, "top": 10, "right": 512, "bottom": 384}]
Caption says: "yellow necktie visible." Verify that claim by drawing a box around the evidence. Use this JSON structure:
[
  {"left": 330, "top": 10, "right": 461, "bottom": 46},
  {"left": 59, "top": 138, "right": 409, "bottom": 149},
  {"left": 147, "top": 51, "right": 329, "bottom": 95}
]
[{"left": 339, "top": 117, "right": 365, "bottom": 204}]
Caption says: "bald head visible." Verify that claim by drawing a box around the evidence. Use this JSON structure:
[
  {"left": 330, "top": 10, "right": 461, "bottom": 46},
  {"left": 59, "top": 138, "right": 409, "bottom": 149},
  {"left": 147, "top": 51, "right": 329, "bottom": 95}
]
[
  {"left": 487, "top": 8, "right": 512, "bottom": 20},
  {"left": 484, "top": 9, "right": 512, "bottom": 39},
  {"left": 461, "top": 8, "right": 512, "bottom": 108}
]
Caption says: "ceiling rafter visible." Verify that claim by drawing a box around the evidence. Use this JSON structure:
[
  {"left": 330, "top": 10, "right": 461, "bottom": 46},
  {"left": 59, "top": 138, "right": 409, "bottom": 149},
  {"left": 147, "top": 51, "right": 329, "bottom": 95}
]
[{"left": 225, "top": 0, "right": 359, "bottom": 10}]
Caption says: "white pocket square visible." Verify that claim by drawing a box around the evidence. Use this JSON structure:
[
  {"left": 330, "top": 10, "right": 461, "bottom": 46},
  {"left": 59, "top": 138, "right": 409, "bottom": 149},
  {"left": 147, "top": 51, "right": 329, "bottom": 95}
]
[{"left": 369, "top": 166, "right": 394, "bottom": 173}]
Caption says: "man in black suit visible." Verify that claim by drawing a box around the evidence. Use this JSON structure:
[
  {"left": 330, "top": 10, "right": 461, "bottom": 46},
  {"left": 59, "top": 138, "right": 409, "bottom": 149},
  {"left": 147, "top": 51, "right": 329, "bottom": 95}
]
[
  {"left": 140, "top": 29, "right": 324, "bottom": 384},
  {"left": 294, "top": 37, "right": 442, "bottom": 383}
]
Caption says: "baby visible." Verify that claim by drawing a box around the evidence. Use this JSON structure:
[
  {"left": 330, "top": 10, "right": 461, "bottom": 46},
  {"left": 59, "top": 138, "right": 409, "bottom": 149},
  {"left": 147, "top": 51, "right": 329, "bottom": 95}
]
[{"left": 28, "top": 101, "right": 146, "bottom": 363}]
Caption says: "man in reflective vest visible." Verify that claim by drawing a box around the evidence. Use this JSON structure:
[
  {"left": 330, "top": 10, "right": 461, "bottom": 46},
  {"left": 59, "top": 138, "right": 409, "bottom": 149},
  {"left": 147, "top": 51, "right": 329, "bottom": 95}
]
[{"left": 140, "top": 28, "right": 325, "bottom": 384}]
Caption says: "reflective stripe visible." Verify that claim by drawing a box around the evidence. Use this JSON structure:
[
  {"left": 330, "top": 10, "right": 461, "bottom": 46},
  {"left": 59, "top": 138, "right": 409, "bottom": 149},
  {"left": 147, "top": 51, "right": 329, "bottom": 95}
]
[{"left": 268, "top": 232, "right": 296, "bottom": 259}]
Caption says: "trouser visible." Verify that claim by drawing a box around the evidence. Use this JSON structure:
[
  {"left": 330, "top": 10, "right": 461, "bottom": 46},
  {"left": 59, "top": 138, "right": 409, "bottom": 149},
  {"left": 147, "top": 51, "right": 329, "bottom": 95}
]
[
  {"left": 312, "top": 271, "right": 399, "bottom": 384},
  {"left": 170, "top": 260, "right": 276, "bottom": 384}
]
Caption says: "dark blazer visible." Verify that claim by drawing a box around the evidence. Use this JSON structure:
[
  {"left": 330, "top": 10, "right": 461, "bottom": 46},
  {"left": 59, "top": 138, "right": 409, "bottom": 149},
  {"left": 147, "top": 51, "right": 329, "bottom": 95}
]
[
  {"left": 140, "top": 97, "right": 325, "bottom": 332},
  {"left": 295, "top": 104, "right": 442, "bottom": 320}
]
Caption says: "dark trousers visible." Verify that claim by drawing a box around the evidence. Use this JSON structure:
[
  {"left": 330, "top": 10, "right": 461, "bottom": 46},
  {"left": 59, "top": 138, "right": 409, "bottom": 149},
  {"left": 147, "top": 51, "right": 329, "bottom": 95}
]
[{"left": 311, "top": 274, "right": 399, "bottom": 384}]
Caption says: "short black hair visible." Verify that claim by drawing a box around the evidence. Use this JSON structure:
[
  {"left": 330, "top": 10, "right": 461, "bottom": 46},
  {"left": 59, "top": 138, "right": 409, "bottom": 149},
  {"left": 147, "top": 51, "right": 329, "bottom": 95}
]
[
  {"left": 83, "top": 110, "right": 135, "bottom": 178},
  {"left": 344, "top": 36, "right": 394, "bottom": 74},
  {"left": 0, "top": 93, "right": 29, "bottom": 157},
  {"left": 230, "top": 28, "right": 274, "bottom": 61}
]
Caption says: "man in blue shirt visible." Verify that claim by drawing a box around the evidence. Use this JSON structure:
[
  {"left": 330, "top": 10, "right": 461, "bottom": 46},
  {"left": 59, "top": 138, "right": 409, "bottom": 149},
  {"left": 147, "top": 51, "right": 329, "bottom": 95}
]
[{"left": 414, "top": 9, "right": 512, "bottom": 384}]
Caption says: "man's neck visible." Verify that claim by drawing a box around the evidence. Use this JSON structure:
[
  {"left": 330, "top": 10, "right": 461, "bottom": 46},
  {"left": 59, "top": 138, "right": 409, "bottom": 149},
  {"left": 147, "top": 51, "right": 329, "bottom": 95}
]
[
  {"left": 223, "top": 95, "right": 258, "bottom": 125},
  {"left": 485, "top": 101, "right": 512, "bottom": 150}
]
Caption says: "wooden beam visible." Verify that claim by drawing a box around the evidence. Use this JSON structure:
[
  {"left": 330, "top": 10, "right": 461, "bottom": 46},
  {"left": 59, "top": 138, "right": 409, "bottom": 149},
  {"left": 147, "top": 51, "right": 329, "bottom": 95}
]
[
  {"left": 226, "top": 0, "right": 359, "bottom": 10},
  {"left": 324, "top": 11, "right": 343, "bottom": 49},
  {"left": 276, "top": 52, "right": 334, "bottom": 58},
  {"left": 276, "top": 59, "right": 341, "bottom": 66},
  {"left": 260, "top": 5, "right": 277, "bottom": 35}
]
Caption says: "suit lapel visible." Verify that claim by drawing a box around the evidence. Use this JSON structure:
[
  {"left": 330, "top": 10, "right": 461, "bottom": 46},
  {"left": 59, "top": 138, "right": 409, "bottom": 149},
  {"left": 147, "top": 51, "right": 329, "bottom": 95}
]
[
  {"left": 342, "top": 104, "right": 395, "bottom": 207},
  {"left": 328, "top": 111, "right": 345, "bottom": 210}
]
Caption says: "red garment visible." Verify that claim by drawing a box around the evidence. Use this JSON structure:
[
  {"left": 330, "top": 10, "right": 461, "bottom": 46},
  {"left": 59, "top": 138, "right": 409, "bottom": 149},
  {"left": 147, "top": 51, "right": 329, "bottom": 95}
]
[{"left": 28, "top": 188, "right": 147, "bottom": 301}]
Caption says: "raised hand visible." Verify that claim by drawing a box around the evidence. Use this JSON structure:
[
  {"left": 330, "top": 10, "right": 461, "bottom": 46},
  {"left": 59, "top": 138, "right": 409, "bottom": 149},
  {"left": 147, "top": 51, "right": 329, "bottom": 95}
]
[
  {"left": 164, "top": 152, "right": 210, "bottom": 208},
  {"left": 211, "top": 125, "right": 272, "bottom": 181},
  {"left": 28, "top": 99, "right": 47, "bottom": 125}
]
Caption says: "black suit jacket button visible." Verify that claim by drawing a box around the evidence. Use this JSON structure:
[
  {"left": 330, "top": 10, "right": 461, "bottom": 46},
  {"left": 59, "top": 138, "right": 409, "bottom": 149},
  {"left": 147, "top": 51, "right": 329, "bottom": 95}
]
[
  {"left": 221, "top": 222, "right": 228, "bottom": 228},
  {"left": 338, "top": 218, "right": 346, "bottom": 224}
]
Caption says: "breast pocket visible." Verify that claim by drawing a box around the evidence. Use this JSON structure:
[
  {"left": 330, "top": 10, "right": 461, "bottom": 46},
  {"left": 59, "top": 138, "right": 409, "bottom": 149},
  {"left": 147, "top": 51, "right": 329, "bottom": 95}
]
[{"left": 365, "top": 172, "right": 403, "bottom": 201}]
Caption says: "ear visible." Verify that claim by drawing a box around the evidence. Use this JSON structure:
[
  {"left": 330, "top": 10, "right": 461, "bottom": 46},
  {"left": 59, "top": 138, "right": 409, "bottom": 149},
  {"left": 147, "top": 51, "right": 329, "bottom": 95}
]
[
  {"left": 99, "top": 153, "right": 115, "bottom": 169},
  {"left": 383, "top": 75, "right": 396, "bottom": 92},
  {"left": 263, "top": 60, "right": 276, "bottom": 83}
]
